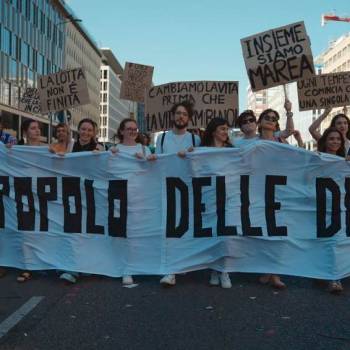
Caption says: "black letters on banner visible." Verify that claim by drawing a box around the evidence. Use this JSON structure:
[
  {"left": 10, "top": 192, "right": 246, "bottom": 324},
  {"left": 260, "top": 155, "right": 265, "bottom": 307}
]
[
  {"left": 316, "top": 178, "right": 341, "bottom": 237},
  {"left": 193, "top": 177, "right": 212, "bottom": 237},
  {"left": 216, "top": 176, "right": 237, "bottom": 236},
  {"left": 265, "top": 175, "right": 287, "bottom": 236},
  {"left": 240, "top": 175, "right": 263, "bottom": 236},
  {"left": 37, "top": 177, "right": 57, "bottom": 231},
  {"left": 14, "top": 177, "right": 35, "bottom": 231},
  {"left": 85, "top": 180, "right": 104, "bottom": 235},
  {"left": 62, "top": 177, "right": 82, "bottom": 233},
  {"left": 0, "top": 176, "right": 9, "bottom": 229},
  {"left": 345, "top": 178, "right": 350, "bottom": 236},
  {"left": 108, "top": 180, "right": 127, "bottom": 237},
  {"left": 166, "top": 177, "right": 189, "bottom": 238}
]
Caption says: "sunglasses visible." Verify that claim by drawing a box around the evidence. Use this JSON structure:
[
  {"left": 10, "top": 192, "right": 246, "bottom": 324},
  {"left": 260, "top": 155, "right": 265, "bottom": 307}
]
[
  {"left": 241, "top": 117, "right": 256, "bottom": 125},
  {"left": 263, "top": 115, "right": 278, "bottom": 122}
]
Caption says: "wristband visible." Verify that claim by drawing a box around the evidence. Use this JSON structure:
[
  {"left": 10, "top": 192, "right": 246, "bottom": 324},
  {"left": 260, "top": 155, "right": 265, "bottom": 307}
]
[{"left": 286, "top": 112, "right": 293, "bottom": 118}]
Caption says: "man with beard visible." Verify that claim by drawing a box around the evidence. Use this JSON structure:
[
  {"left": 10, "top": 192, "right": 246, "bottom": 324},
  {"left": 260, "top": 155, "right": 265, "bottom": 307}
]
[
  {"left": 155, "top": 101, "right": 201, "bottom": 156},
  {"left": 155, "top": 101, "right": 200, "bottom": 287}
]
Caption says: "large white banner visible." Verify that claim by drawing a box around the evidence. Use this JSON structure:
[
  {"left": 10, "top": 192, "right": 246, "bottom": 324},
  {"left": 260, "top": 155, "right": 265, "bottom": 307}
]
[{"left": 0, "top": 142, "right": 350, "bottom": 280}]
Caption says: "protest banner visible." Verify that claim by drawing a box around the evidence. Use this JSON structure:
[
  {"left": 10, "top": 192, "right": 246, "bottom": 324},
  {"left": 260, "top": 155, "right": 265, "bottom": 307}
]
[
  {"left": 120, "top": 62, "right": 154, "bottom": 103},
  {"left": 19, "top": 87, "right": 40, "bottom": 114},
  {"left": 297, "top": 71, "right": 350, "bottom": 111},
  {"left": 1, "top": 142, "right": 350, "bottom": 279},
  {"left": 241, "top": 21, "right": 315, "bottom": 91},
  {"left": 144, "top": 81, "right": 239, "bottom": 132},
  {"left": 38, "top": 67, "right": 90, "bottom": 114}
]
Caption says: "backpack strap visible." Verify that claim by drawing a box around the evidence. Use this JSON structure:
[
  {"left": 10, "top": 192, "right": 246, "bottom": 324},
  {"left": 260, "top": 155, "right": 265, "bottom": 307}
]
[
  {"left": 142, "top": 144, "right": 146, "bottom": 157},
  {"left": 191, "top": 132, "right": 195, "bottom": 147},
  {"left": 160, "top": 131, "right": 166, "bottom": 153}
]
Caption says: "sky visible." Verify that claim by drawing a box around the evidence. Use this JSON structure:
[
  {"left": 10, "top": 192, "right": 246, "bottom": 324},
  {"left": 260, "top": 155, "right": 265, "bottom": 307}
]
[{"left": 65, "top": 0, "right": 350, "bottom": 109}]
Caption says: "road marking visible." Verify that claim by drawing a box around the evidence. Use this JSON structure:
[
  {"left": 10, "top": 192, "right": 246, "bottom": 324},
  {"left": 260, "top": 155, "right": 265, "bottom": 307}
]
[{"left": 0, "top": 296, "right": 44, "bottom": 339}]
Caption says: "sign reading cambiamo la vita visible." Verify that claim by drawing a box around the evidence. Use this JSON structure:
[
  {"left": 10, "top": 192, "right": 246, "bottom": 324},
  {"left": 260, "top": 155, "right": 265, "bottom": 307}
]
[
  {"left": 38, "top": 67, "right": 90, "bottom": 114},
  {"left": 297, "top": 72, "right": 350, "bottom": 111},
  {"left": 144, "top": 81, "right": 238, "bottom": 132},
  {"left": 241, "top": 21, "right": 315, "bottom": 91},
  {"left": 120, "top": 62, "right": 154, "bottom": 103}
]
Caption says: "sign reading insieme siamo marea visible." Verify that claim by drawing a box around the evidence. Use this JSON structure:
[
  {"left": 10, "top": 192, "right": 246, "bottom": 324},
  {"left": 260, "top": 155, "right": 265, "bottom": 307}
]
[
  {"left": 241, "top": 21, "right": 315, "bottom": 92},
  {"left": 38, "top": 67, "right": 90, "bottom": 114},
  {"left": 297, "top": 72, "right": 350, "bottom": 111},
  {"left": 144, "top": 81, "right": 239, "bottom": 132}
]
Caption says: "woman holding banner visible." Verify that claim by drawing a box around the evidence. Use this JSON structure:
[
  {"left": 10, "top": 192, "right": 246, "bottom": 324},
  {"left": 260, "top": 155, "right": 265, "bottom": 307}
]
[
  {"left": 257, "top": 109, "right": 287, "bottom": 289},
  {"left": 49, "top": 123, "right": 74, "bottom": 155},
  {"left": 317, "top": 127, "right": 346, "bottom": 293},
  {"left": 201, "top": 117, "right": 233, "bottom": 288},
  {"left": 72, "top": 118, "right": 104, "bottom": 152},
  {"left": 16, "top": 119, "right": 46, "bottom": 282},
  {"left": 309, "top": 108, "right": 350, "bottom": 154},
  {"left": 111, "top": 118, "right": 156, "bottom": 285}
]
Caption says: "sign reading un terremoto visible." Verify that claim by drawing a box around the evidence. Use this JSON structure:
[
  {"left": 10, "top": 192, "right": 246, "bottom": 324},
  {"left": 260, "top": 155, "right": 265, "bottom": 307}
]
[{"left": 38, "top": 67, "right": 90, "bottom": 114}]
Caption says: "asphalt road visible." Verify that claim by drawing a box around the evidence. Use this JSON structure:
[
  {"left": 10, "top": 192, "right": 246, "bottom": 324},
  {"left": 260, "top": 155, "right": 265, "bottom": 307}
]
[{"left": 0, "top": 269, "right": 350, "bottom": 350}]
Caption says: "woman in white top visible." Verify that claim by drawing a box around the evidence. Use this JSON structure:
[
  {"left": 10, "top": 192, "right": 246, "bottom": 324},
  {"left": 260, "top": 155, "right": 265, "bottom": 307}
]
[{"left": 111, "top": 118, "right": 156, "bottom": 285}]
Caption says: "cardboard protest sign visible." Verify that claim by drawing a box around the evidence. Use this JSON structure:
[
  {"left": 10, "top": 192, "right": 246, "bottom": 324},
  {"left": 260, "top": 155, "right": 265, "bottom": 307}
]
[
  {"left": 19, "top": 87, "right": 40, "bottom": 114},
  {"left": 144, "top": 81, "right": 238, "bottom": 132},
  {"left": 120, "top": 62, "right": 154, "bottom": 103},
  {"left": 241, "top": 21, "right": 315, "bottom": 92},
  {"left": 38, "top": 67, "right": 90, "bottom": 114},
  {"left": 297, "top": 72, "right": 350, "bottom": 111}
]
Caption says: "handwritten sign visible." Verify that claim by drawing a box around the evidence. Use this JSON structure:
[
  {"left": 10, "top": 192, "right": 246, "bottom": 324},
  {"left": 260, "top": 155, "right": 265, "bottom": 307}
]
[
  {"left": 297, "top": 72, "right": 350, "bottom": 111},
  {"left": 144, "top": 81, "right": 238, "bottom": 132},
  {"left": 19, "top": 87, "right": 40, "bottom": 114},
  {"left": 241, "top": 21, "right": 315, "bottom": 91},
  {"left": 38, "top": 67, "right": 90, "bottom": 114},
  {"left": 120, "top": 62, "right": 154, "bottom": 103}
]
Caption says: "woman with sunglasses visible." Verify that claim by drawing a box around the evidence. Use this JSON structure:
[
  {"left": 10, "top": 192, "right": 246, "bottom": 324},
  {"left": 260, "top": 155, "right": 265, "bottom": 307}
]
[
  {"left": 201, "top": 118, "right": 233, "bottom": 288},
  {"left": 257, "top": 109, "right": 287, "bottom": 289}
]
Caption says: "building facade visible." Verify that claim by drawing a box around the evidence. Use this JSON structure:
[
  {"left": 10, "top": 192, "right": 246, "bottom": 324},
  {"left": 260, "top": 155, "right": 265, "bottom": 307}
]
[
  {"left": 55, "top": 0, "right": 102, "bottom": 130},
  {"left": 99, "top": 48, "right": 136, "bottom": 145},
  {"left": 246, "top": 85, "right": 268, "bottom": 116},
  {"left": 315, "top": 33, "right": 350, "bottom": 134},
  {"left": 0, "top": 0, "right": 65, "bottom": 140}
]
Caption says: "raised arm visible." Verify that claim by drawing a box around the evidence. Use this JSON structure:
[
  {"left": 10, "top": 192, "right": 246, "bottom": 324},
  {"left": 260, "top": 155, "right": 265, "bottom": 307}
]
[
  {"left": 308, "top": 107, "right": 332, "bottom": 142},
  {"left": 280, "top": 99, "right": 294, "bottom": 139}
]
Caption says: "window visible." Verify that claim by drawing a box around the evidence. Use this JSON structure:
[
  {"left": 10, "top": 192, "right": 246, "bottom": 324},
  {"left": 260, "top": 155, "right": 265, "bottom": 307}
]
[
  {"left": 3, "top": 28, "right": 12, "bottom": 55},
  {"left": 47, "top": 18, "right": 51, "bottom": 38},
  {"left": 33, "top": 4, "right": 38, "bottom": 27},
  {"left": 16, "top": 36, "right": 21, "bottom": 61},
  {"left": 25, "top": 0, "right": 30, "bottom": 20},
  {"left": 40, "top": 11, "right": 45, "bottom": 33},
  {"left": 103, "top": 81, "right": 107, "bottom": 90},
  {"left": 103, "top": 129, "right": 106, "bottom": 137},
  {"left": 103, "top": 70, "right": 107, "bottom": 79},
  {"left": 17, "top": 0, "right": 23, "bottom": 12}
]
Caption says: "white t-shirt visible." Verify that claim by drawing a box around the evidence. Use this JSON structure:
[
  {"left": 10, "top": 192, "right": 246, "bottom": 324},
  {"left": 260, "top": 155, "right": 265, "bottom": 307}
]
[
  {"left": 155, "top": 130, "right": 201, "bottom": 154},
  {"left": 116, "top": 143, "right": 151, "bottom": 157}
]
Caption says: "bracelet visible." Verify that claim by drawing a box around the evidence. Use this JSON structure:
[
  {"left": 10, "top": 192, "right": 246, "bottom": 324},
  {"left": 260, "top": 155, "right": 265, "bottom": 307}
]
[{"left": 286, "top": 112, "right": 293, "bottom": 118}]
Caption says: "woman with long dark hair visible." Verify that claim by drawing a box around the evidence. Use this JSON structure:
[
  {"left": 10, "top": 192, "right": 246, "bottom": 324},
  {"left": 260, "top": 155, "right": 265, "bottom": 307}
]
[
  {"left": 309, "top": 108, "right": 350, "bottom": 154},
  {"left": 201, "top": 117, "right": 232, "bottom": 288},
  {"left": 317, "top": 127, "right": 345, "bottom": 293}
]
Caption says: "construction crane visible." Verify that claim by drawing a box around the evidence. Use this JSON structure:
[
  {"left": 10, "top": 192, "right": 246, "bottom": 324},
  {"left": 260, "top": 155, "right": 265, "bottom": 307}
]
[{"left": 321, "top": 13, "right": 350, "bottom": 26}]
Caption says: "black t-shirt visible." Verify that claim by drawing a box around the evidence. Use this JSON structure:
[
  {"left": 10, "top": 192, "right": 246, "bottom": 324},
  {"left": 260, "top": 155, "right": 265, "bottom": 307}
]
[{"left": 72, "top": 140, "right": 98, "bottom": 152}]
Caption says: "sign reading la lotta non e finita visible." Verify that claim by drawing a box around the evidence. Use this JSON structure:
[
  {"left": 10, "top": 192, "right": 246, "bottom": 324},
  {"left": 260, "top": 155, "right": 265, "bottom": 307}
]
[
  {"left": 241, "top": 21, "right": 315, "bottom": 91},
  {"left": 38, "top": 67, "right": 90, "bottom": 114}
]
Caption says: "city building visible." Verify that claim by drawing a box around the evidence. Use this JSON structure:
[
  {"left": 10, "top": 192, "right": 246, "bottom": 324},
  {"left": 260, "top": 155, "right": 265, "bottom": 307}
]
[
  {"left": 99, "top": 48, "right": 137, "bottom": 145},
  {"left": 246, "top": 85, "right": 268, "bottom": 117},
  {"left": 315, "top": 33, "right": 350, "bottom": 134},
  {"left": 0, "top": 0, "right": 66, "bottom": 141},
  {"left": 55, "top": 0, "right": 102, "bottom": 130}
]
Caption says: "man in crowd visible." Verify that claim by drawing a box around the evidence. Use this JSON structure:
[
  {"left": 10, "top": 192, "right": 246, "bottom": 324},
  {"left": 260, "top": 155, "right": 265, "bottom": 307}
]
[
  {"left": 0, "top": 119, "right": 17, "bottom": 146},
  {"left": 155, "top": 101, "right": 201, "bottom": 286}
]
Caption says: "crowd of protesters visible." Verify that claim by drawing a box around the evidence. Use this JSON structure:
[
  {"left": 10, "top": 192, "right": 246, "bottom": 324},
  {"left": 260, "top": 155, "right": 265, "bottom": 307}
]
[{"left": 0, "top": 98, "right": 349, "bottom": 294}]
